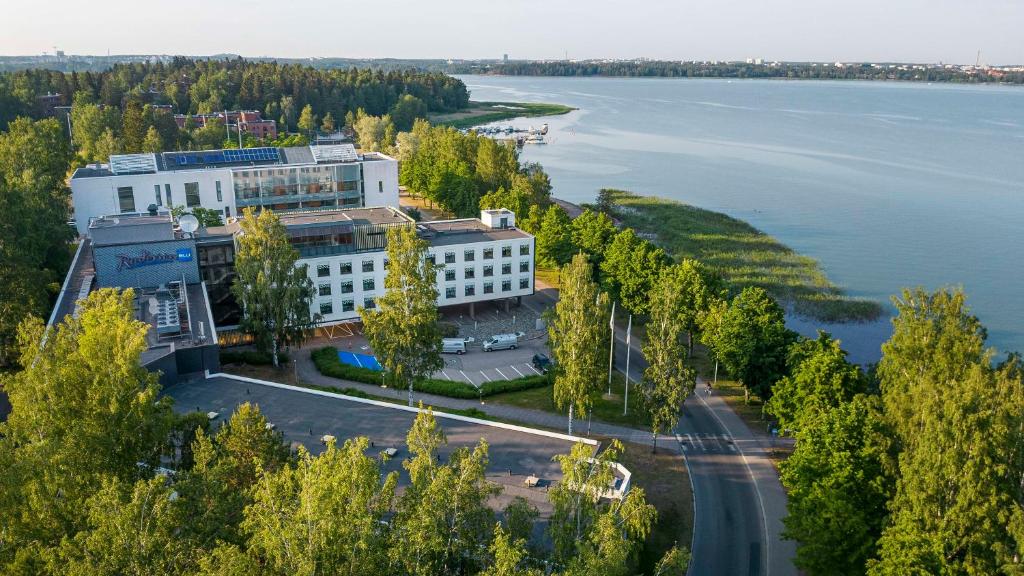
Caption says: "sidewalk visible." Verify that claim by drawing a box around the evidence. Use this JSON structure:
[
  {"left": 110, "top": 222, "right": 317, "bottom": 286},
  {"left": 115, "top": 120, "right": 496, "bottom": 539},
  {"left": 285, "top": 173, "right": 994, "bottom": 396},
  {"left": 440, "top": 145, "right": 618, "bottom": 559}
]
[{"left": 292, "top": 347, "right": 667, "bottom": 451}]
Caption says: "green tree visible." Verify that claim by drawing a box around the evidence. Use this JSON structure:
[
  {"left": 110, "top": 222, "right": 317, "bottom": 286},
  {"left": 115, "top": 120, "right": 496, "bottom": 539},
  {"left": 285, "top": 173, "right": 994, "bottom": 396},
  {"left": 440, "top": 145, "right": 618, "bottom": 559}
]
[
  {"left": 659, "top": 260, "right": 725, "bottom": 354},
  {"left": 320, "top": 111, "right": 335, "bottom": 133},
  {"left": 475, "top": 137, "right": 518, "bottom": 193},
  {"left": 389, "top": 94, "right": 428, "bottom": 132},
  {"left": 869, "top": 288, "right": 1024, "bottom": 575},
  {"left": 479, "top": 185, "right": 529, "bottom": 221},
  {"left": 390, "top": 409, "right": 499, "bottom": 575},
  {"left": 360, "top": 225, "right": 443, "bottom": 406},
  {"left": 0, "top": 289, "right": 171, "bottom": 556},
  {"left": 243, "top": 437, "right": 397, "bottom": 576},
  {"left": 535, "top": 205, "right": 575, "bottom": 268},
  {"left": 599, "top": 228, "right": 669, "bottom": 316},
  {"left": 231, "top": 207, "right": 318, "bottom": 367},
  {"left": 641, "top": 272, "right": 695, "bottom": 452},
  {"left": 651, "top": 546, "right": 692, "bottom": 576},
  {"left": 44, "top": 477, "right": 193, "bottom": 576},
  {"left": 780, "top": 395, "right": 893, "bottom": 576},
  {"left": 141, "top": 125, "right": 163, "bottom": 153},
  {"left": 502, "top": 497, "right": 539, "bottom": 544},
  {"left": 481, "top": 524, "right": 542, "bottom": 576},
  {"left": 702, "top": 287, "right": 795, "bottom": 402},
  {"left": 297, "top": 104, "right": 317, "bottom": 136},
  {"left": 766, "top": 332, "right": 866, "bottom": 433},
  {"left": 191, "top": 118, "right": 227, "bottom": 150},
  {"left": 354, "top": 110, "right": 396, "bottom": 153},
  {"left": 189, "top": 206, "right": 224, "bottom": 228},
  {"left": 0, "top": 117, "right": 74, "bottom": 365},
  {"left": 548, "top": 254, "right": 609, "bottom": 434},
  {"left": 569, "top": 209, "right": 617, "bottom": 271}
]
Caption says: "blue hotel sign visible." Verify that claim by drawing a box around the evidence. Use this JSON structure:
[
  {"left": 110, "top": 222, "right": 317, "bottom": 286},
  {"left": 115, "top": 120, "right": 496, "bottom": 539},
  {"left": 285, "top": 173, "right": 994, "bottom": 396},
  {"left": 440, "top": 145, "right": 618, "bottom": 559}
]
[{"left": 115, "top": 248, "right": 193, "bottom": 272}]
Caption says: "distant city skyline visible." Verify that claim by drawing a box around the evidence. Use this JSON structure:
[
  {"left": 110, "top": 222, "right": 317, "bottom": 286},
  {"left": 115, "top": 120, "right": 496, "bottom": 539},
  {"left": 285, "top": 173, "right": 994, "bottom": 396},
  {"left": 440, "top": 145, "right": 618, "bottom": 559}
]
[{"left": 4, "top": 0, "right": 1023, "bottom": 65}]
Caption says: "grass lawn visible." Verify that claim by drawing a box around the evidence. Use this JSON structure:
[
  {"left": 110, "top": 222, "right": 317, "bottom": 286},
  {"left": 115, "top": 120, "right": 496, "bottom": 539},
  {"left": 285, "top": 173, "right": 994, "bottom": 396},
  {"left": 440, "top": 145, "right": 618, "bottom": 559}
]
[
  {"left": 606, "top": 189, "right": 883, "bottom": 323},
  {"left": 616, "top": 441, "right": 694, "bottom": 574},
  {"left": 430, "top": 101, "right": 575, "bottom": 129},
  {"left": 487, "top": 372, "right": 649, "bottom": 430},
  {"left": 534, "top": 266, "right": 561, "bottom": 290}
]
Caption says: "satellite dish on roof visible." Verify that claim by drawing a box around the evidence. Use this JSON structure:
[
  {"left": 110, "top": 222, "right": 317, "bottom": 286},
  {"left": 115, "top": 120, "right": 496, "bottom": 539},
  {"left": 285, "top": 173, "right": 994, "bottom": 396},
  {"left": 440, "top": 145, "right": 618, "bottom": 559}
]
[{"left": 179, "top": 214, "right": 200, "bottom": 235}]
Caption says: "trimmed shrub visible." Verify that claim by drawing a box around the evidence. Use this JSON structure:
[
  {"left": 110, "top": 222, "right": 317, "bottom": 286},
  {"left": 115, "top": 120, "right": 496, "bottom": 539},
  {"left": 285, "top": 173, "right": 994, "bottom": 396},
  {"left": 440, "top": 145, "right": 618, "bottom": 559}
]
[
  {"left": 220, "top": 349, "right": 290, "bottom": 366},
  {"left": 311, "top": 346, "right": 551, "bottom": 399},
  {"left": 438, "top": 321, "right": 460, "bottom": 338}
]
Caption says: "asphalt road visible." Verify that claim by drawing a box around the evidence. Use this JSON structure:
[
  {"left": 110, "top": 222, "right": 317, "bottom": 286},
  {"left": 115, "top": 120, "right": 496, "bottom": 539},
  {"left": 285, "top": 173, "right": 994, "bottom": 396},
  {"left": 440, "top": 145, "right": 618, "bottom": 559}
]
[{"left": 611, "top": 331, "right": 795, "bottom": 576}]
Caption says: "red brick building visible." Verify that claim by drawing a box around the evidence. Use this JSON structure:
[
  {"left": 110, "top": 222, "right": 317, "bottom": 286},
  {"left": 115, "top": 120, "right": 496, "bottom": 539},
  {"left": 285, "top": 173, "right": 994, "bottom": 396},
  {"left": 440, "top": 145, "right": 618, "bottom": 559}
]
[{"left": 174, "top": 110, "right": 277, "bottom": 139}]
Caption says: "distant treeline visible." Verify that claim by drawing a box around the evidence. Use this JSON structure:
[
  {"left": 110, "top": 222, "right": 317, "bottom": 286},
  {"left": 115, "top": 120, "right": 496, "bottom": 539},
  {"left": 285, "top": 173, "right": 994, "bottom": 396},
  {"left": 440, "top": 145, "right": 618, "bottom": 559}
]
[
  {"left": 451, "top": 61, "right": 1024, "bottom": 84},
  {"left": 0, "top": 57, "right": 470, "bottom": 130}
]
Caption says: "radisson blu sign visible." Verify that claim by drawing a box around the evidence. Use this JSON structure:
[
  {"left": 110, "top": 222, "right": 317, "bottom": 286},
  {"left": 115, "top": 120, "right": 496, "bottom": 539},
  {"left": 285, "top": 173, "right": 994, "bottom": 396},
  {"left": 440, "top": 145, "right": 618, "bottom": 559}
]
[{"left": 115, "top": 248, "right": 193, "bottom": 272}]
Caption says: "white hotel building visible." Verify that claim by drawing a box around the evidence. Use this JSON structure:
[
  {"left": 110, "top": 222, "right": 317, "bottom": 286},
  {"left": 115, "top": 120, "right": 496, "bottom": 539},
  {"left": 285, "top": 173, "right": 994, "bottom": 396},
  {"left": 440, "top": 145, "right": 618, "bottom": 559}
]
[{"left": 69, "top": 144, "right": 399, "bottom": 235}]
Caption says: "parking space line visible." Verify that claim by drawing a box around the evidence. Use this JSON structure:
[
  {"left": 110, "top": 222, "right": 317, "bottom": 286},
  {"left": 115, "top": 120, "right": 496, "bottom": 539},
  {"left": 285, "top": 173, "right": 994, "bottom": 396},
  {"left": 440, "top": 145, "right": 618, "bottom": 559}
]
[
  {"left": 527, "top": 364, "right": 543, "bottom": 375},
  {"left": 494, "top": 368, "right": 508, "bottom": 380},
  {"left": 440, "top": 371, "right": 451, "bottom": 380},
  {"left": 479, "top": 370, "right": 492, "bottom": 382},
  {"left": 510, "top": 365, "right": 525, "bottom": 377},
  {"left": 693, "top": 434, "right": 706, "bottom": 451},
  {"left": 460, "top": 370, "right": 474, "bottom": 386}
]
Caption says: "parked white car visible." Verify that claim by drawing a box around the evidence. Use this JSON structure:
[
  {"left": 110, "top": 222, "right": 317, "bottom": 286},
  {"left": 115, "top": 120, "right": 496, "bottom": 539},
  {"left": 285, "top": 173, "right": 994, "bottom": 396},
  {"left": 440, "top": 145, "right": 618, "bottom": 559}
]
[{"left": 482, "top": 332, "right": 524, "bottom": 352}]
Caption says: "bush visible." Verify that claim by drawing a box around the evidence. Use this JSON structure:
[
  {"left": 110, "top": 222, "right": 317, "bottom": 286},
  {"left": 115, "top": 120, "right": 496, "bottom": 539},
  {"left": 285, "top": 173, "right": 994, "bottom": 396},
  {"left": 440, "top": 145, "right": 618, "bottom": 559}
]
[
  {"left": 311, "top": 347, "right": 551, "bottom": 399},
  {"left": 220, "top": 349, "right": 290, "bottom": 366},
  {"left": 438, "top": 322, "right": 460, "bottom": 338}
]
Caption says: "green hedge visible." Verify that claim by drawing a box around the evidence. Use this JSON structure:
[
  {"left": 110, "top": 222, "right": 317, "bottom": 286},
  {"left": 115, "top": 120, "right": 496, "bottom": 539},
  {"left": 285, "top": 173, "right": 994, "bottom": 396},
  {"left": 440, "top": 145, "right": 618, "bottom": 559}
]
[
  {"left": 220, "top": 349, "right": 290, "bottom": 366},
  {"left": 311, "top": 347, "right": 550, "bottom": 399}
]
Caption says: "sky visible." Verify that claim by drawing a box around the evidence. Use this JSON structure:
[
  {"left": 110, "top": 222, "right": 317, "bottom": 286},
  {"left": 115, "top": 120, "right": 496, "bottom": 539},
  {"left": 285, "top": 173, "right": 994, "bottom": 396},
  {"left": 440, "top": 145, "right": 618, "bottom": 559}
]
[{"left": 4, "top": 0, "right": 1023, "bottom": 65}]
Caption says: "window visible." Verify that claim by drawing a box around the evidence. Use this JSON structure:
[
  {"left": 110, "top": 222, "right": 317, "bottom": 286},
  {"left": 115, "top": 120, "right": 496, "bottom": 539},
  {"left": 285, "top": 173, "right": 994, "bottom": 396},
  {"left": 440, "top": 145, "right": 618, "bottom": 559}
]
[
  {"left": 362, "top": 259, "right": 374, "bottom": 273},
  {"left": 502, "top": 280, "right": 512, "bottom": 292},
  {"left": 502, "top": 263, "right": 512, "bottom": 275},
  {"left": 500, "top": 217, "right": 509, "bottom": 228},
  {"left": 320, "top": 301, "right": 333, "bottom": 315},
  {"left": 378, "top": 180, "right": 383, "bottom": 193},
  {"left": 426, "top": 254, "right": 436, "bottom": 265},
  {"left": 464, "top": 268, "right": 475, "bottom": 279},
  {"left": 317, "top": 264, "right": 330, "bottom": 277},
  {"left": 445, "top": 269, "right": 456, "bottom": 282},
  {"left": 383, "top": 258, "right": 390, "bottom": 270},
  {"left": 363, "top": 278, "right": 375, "bottom": 291},
  {"left": 520, "top": 278, "right": 530, "bottom": 290},
  {"left": 464, "top": 249, "right": 475, "bottom": 262},
  {"left": 117, "top": 187, "right": 135, "bottom": 213},
  {"left": 215, "top": 181, "right": 223, "bottom": 202},
  {"left": 164, "top": 184, "right": 172, "bottom": 206},
  {"left": 154, "top": 185, "right": 162, "bottom": 207},
  {"left": 520, "top": 261, "right": 530, "bottom": 273},
  {"left": 342, "top": 299, "right": 355, "bottom": 312},
  {"left": 340, "top": 280, "right": 353, "bottom": 294},
  {"left": 465, "top": 285, "right": 476, "bottom": 296},
  {"left": 483, "top": 265, "right": 493, "bottom": 277},
  {"left": 339, "top": 262, "right": 352, "bottom": 275},
  {"left": 520, "top": 243, "right": 530, "bottom": 256},
  {"left": 444, "top": 251, "right": 456, "bottom": 264},
  {"left": 483, "top": 282, "right": 494, "bottom": 294},
  {"left": 483, "top": 248, "right": 494, "bottom": 260},
  {"left": 446, "top": 286, "right": 456, "bottom": 299},
  {"left": 185, "top": 182, "right": 200, "bottom": 207},
  {"left": 225, "top": 206, "right": 230, "bottom": 218},
  {"left": 318, "top": 283, "right": 331, "bottom": 296},
  {"left": 363, "top": 297, "right": 376, "bottom": 309},
  {"left": 501, "top": 245, "right": 512, "bottom": 258}
]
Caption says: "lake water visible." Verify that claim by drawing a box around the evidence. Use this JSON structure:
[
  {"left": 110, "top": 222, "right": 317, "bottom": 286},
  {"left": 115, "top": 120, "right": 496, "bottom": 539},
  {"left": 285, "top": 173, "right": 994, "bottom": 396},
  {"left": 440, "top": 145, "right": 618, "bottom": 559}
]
[{"left": 460, "top": 76, "right": 1024, "bottom": 364}]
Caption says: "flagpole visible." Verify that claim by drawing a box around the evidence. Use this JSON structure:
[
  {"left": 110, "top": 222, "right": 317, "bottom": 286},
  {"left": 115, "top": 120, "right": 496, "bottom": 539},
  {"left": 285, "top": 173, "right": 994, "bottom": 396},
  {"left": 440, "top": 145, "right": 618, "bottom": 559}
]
[
  {"left": 607, "top": 301, "right": 615, "bottom": 396},
  {"left": 624, "top": 314, "right": 632, "bottom": 416}
]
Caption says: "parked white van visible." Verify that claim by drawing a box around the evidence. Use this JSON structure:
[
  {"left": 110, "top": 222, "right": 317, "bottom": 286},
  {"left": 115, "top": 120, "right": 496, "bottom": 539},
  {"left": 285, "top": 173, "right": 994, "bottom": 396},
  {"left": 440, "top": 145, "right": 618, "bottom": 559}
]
[
  {"left": 482, "top": 333, "right": 521, "bottom": 352},
  {"left": 442, "top": 338, "right": 467, "bottom": 355}
]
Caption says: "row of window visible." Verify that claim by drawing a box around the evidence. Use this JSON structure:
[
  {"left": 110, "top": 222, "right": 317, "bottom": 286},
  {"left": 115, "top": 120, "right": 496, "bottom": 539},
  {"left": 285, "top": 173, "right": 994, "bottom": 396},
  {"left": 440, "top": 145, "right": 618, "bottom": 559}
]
[
  {"left": 433, "top": 244, "right": 530, "bottom": 264},
  {"left": 318, "top": 278, "right": 376, "bottom": 296},
  {"left": 320, "top": 298, "right": 374, "bottom": 315},
  {"left": 316, "top": 259, "right": 375, "bottom": 277},
  {"left": 442, "top": 261, "right": 529, "bottom": 281},
  {"left": 444, "top": 278, "right": 530, "bottom": 298},
  {"left": 116, "top": 181, "right": 224, "bottom": 214}
]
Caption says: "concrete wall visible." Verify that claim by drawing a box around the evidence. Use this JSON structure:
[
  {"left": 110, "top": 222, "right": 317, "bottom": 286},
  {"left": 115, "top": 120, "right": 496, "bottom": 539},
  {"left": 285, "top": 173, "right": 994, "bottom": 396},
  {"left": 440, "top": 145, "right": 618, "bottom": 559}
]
[{"left": 361, "top": 159, "right": 400, "bottom": 209}]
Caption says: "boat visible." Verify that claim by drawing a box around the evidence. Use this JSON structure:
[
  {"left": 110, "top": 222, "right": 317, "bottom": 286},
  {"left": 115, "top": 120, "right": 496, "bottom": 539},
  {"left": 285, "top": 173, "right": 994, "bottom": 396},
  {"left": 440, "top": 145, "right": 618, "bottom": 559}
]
[{"left": 524, "top": 134, "right": 546, "bottom": 145}]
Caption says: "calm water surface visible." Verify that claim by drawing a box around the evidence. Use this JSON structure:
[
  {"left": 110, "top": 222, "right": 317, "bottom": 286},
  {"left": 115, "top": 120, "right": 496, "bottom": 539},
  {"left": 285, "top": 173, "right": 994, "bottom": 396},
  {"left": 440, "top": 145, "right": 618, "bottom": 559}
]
[{"left": 460, "top": 76, "right": 1024, "bottom": 363}]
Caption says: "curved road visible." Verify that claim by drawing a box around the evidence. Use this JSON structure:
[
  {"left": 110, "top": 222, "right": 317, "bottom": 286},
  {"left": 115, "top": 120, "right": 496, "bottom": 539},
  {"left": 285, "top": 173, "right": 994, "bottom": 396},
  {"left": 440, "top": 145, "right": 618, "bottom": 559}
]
[{"left": 611, "top": 331, "right": 796, "bottom": 576}]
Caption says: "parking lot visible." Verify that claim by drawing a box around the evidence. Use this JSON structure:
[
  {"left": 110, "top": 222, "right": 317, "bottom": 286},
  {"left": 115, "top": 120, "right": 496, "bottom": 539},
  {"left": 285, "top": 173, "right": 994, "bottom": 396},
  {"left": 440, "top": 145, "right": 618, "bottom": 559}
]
[{"left": 164, "top": 375, "right": 584, "bottom": 512}]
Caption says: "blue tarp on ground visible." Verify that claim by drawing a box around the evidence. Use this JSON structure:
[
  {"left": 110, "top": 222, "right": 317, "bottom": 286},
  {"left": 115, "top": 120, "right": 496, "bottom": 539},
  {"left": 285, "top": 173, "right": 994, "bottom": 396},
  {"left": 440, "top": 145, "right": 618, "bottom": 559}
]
[{"left": 337, "top": 350, "right": 383, "bottom": 371}]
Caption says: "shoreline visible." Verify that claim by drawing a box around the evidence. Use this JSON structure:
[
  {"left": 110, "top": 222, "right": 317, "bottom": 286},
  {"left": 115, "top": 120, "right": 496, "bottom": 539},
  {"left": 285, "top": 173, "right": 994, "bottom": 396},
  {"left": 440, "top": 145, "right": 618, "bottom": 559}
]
[{"left": 429, "top": 100, "right": 575, "bottom": 129}]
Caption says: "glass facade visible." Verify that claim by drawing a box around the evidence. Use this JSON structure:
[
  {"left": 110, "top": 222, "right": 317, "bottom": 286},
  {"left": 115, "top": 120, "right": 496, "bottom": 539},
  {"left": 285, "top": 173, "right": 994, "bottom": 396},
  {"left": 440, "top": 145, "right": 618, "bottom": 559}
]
[{"left": 232, "top": 164, "right": 363, "bottom": 211}]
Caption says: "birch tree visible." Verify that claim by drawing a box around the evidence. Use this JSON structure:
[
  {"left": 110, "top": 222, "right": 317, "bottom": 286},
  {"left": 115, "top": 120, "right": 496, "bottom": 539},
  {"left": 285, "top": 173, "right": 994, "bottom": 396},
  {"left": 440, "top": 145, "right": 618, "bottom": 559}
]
[
  {"left": 641, "top": 273, "right": 695, "bottom": 453},
  {"left": 549, "top": 253, "right": 609, "bottom": 435},
  {"left": 360, "top": 225, "right": 443, "bottom": 406},
  {"left": 232, "top": 207, "right": 317, "bottom": 368}
]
